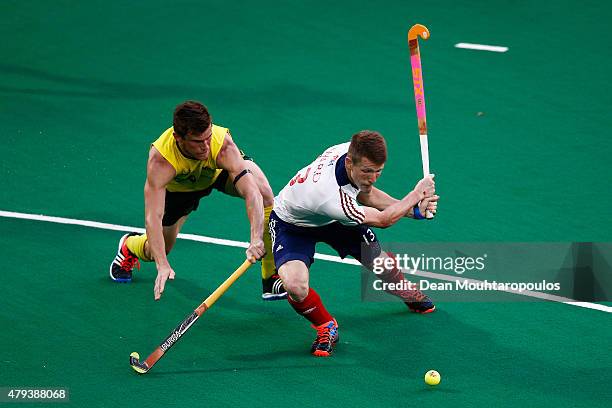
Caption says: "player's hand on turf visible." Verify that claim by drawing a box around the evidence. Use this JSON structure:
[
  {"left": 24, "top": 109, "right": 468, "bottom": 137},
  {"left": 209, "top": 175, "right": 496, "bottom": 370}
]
[
  {"left": 154, "top": 264, "right": 176, "bottom": 300},
  {"left": 414, "top": 174, "right": 435, "bottom": 199},
  {"left": 246, "top": 239, "right": 265, "bottom": 264},
  {"left": 419, "top": 194, "right": 439, "bottom": 216}
]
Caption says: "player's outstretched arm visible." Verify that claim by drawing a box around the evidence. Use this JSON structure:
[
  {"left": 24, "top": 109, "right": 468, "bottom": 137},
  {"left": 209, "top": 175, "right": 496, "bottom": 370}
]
[
  {"left": 362, "top": 176, "right": 435, "bottom": 228},
  {"left": 216, "top": 133, "right": 265, "bottom": 263},
  {"left": 145, "top": 147, "right": 178, "bottom": 300}
]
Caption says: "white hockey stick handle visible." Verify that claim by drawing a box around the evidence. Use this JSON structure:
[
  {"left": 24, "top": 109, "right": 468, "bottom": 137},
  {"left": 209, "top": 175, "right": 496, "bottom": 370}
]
[{"left": 419, "top": 134, "right": 434, "bottom": 219}]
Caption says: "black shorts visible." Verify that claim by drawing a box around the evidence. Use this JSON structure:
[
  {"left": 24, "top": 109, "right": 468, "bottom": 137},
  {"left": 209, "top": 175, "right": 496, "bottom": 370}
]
[{"left": 162, "top": 153, "right": 252, "bottom": 226}]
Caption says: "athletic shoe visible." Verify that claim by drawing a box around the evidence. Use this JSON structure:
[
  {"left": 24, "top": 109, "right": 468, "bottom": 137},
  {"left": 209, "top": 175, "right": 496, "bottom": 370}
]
[
  {"left": 109, "top": 233, "right": 140, "bottom": 283},
  {"left": 405, "top": 292, "right": 436, "bottom": 314},
  {"left": 311, "top": 319, "right": 339, "bottom": 357},
  {"left": 261, "top": 274, "right": 287, "bottom": 301}
]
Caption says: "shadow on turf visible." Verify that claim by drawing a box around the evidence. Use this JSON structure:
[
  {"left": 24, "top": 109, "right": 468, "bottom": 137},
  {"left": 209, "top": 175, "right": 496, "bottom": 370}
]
[
  {"left": 139, "top": 361, "right": 354, "bottom": 377},
  {"left": 416, "top": 387, "right": 461, "bottom": 394}
]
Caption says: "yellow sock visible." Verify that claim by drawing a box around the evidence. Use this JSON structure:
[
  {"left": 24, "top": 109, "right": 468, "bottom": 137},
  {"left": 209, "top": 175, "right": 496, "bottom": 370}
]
[
  {"left": 126, "top": 234, "right": 152, "bottom": 262},
  {"left": 261, "top": 206, "right": 276, "bottom": 279}
]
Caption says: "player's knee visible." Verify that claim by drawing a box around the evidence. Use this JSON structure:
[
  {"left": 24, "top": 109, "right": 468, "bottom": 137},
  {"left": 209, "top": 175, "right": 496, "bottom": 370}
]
[
  {"left": 361, "top": 243, "right": 382, "bottom": 270},
  {"left": 286, "top": 283, "right": 309, "bottom": 302},
  {"left": 279, "top": 273, "right": 308, "bottom": 301},
  {"left": 278, "top": 260, "right": 309, "bottom": 301}
]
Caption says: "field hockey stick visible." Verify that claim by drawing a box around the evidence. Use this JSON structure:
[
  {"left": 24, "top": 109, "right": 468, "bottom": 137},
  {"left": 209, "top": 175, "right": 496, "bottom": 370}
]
[
  {"left": 408, "top": 24, "right": 434, "bottom": 219},
  {"left": 129, "top": 259, "right": 253, "bottom": 374}
]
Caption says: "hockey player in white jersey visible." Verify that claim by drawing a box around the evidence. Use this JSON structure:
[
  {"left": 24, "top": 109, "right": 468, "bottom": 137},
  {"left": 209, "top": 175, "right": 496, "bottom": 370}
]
[{"left": 270, "top": 130, "right": 439, "bottom": 357}]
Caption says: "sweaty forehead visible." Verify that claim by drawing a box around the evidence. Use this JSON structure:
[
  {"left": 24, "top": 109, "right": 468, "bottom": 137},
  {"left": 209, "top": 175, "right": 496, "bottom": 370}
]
[{"left": 357, "top": 157, "right": 385, "bottom": 171}]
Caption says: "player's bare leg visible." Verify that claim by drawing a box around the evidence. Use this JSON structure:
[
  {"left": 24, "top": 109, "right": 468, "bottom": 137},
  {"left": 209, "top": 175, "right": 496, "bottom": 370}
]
[
  {"left": 278, "top": 260, "right": 339, "bottom": 356},
  {"left": 277, "top": 260, "right": 310, "bottom": 301},
  {"left": 142, "top": 215, "right": 189, "bottom": 259}
]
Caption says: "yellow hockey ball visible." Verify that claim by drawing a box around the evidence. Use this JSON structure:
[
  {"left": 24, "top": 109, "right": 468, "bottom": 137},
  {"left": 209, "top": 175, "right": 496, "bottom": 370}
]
[{"left": 424, "top": 370, "right": 441, "bottom": 385}]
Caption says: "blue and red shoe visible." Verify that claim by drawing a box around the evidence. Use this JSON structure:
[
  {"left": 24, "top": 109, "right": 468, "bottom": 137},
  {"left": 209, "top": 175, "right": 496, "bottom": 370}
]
[
  {"left": 311, "top": 319, "right": 339, "bottom": 357},
  {"left": 405, "top": 292, "right": 436, "bottom": 314}
]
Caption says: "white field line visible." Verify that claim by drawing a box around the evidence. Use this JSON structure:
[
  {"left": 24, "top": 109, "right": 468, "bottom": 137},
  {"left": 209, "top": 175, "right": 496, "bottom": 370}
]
[
  {"left": 455, "top": 42, "right": 509, "bottom": 52},
  {"left": 406, "top": 270, "right": 612, "bottom": 313},
  {"left": 1, "top": 209, "right": 610, "bottom": 314}
]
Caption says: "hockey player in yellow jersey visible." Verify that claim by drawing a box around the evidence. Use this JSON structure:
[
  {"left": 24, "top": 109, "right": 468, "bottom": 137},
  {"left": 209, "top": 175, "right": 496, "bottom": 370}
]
[{"left": 109, "top": 101, "right": 286, "bottom": 301}]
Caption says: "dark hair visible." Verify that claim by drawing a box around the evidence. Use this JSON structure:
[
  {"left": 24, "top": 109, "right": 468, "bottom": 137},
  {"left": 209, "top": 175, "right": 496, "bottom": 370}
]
[
  {"left": 173, "top": 101, "right": 211, "bottom": 138},
  {"left": 348, "top": 130, "right": 387, "bottom": 164}
]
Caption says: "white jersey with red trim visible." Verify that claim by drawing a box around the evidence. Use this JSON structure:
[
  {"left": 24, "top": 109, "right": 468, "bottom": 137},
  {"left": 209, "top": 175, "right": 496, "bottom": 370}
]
[{"left": 273, "top": 142, "right": 366, "bottom": 227}]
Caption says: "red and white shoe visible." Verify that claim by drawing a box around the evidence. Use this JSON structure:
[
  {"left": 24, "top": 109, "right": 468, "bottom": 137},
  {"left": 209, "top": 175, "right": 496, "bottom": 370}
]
[{"left": 109, "top": 233, "right": 140, "bottom": 283}]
